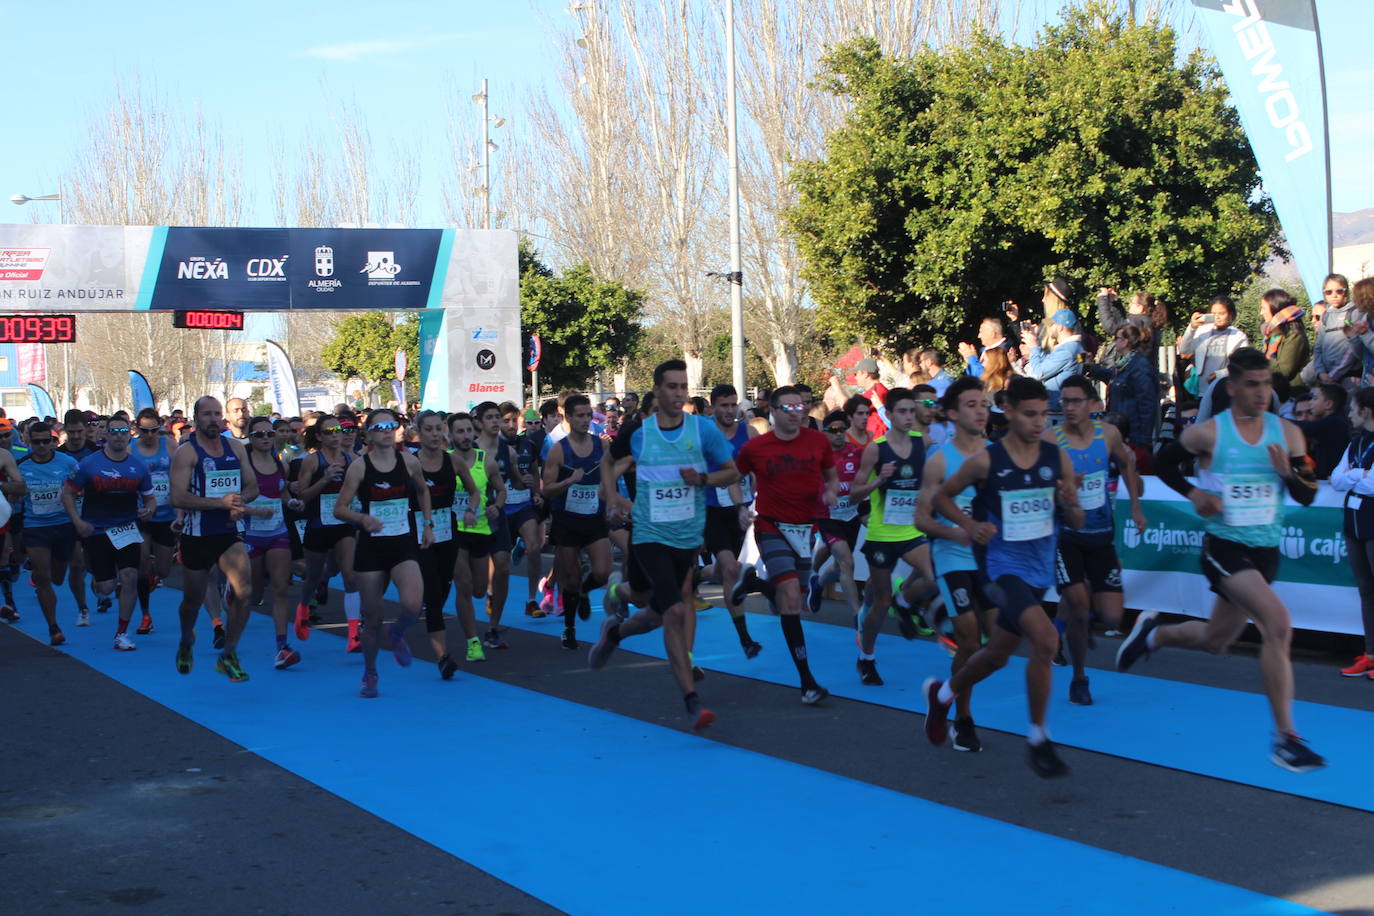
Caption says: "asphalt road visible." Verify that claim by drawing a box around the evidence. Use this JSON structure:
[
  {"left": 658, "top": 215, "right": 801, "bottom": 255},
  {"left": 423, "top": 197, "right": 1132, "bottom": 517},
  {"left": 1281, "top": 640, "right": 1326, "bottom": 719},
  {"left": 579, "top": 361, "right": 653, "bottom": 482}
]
[{"left": 3, "top": 569, "right": 1372, "bottom": 915}]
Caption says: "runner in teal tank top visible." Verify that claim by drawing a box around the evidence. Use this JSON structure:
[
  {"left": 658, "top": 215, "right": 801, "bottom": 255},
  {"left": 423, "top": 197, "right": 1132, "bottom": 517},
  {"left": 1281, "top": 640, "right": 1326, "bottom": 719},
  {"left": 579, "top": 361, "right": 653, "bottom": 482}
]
[
  {"left": 1123, "top": 346, "right": 1325, "bottom": 773},
  {"left": 915, "top": 376, "right": 993, "bottom": 753},
  {"left": 589, "top": 360, "right": 739, "bottom": 732}
]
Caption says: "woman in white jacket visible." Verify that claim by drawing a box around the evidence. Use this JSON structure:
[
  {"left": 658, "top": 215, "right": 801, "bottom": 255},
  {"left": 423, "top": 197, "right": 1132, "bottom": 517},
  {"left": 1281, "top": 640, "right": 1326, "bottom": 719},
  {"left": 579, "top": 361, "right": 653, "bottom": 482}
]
[{"left": 1328, "top": 386, "right": 1374, "bottom": 677}]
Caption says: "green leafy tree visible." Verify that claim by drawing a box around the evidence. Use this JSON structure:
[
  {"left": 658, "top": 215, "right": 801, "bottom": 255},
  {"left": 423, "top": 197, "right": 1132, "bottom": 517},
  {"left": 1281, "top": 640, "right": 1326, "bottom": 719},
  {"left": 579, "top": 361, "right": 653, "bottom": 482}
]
[
  {"left": 320, "top": 312, "right": 420, "bottom": 399},
  {"left": 787, "top": 4, "right": 1281, "bottom": 352},
  {"left": 520, "top": 241, "right": 645, "bottom": 392}
]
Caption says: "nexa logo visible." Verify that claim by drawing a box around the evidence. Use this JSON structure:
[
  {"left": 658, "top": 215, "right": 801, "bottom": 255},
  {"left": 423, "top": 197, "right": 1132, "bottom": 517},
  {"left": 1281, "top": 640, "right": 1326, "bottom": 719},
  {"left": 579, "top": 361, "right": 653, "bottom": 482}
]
[
  {"left": 177, "top": 257, "right": 227, "bottom": 280},
  {"left": 1223, "top": 0, "right": 1314, "bottom": 162},
  {"left": 246, "top": 256, "right": 288, "bottom": 278}
]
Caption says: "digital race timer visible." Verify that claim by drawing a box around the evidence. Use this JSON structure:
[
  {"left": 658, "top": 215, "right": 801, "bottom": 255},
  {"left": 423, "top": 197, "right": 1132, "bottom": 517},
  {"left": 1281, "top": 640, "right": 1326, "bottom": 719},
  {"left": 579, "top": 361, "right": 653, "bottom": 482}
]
[
  {"left": 0, "top": 314, "right": 77, "bottom": 343},
  {"left": 172, "top": 309, "right": 246, "bottom": 330}
]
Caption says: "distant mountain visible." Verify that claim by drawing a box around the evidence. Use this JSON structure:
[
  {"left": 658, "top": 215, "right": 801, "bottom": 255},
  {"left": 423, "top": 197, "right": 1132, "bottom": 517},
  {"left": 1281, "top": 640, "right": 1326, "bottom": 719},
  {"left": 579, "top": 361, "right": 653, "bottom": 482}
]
[{"left": 1334, "top": 209, "right": 1374, "bottom": 247}]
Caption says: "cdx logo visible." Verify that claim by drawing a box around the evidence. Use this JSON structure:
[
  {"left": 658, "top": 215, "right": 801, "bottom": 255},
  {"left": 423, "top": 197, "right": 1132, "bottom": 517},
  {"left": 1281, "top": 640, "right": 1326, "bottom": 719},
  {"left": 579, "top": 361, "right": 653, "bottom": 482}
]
[{"left": 246, "top": 256, "right": 289, "bottom": 278}]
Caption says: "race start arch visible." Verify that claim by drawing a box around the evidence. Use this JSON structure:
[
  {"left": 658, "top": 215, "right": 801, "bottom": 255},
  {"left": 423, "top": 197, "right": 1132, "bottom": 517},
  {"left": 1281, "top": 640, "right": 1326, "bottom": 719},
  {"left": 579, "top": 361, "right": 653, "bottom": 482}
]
[{"left": 0, "top": 224, "right": 521, "bottom": 411}]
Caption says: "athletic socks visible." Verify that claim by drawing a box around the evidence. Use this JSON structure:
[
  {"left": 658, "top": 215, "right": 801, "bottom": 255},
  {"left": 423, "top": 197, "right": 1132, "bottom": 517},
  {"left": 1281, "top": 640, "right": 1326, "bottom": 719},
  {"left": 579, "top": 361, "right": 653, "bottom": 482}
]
[
  {"left": 937, "top": 682, "right": 956, "bottom": 705},
  {"left": 137, "top": 574, "right": 151, "bottom": 614},
  {"left": 684, "top": 691, "right": 703, "bottom": 715},
  {"left": 1028, "top": 723, "right": 1050, "bottom": 746},
  {"left": 343, "top": 591, "right": 361, "bottom": 622},
  {"left": 780, "top": 614, "right": 818, "bottom": 690},
  {"left": 731, "top": 613, "right": 753, "bottom": 644},
  {"left": 276, "top": 633, "right": 288, "bottom": 650}
]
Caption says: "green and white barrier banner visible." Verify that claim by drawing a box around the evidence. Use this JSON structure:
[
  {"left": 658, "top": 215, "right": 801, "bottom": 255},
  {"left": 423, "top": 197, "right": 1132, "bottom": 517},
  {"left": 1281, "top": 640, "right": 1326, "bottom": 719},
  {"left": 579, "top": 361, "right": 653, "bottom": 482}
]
[{"left": 1117, "top": 479, "right": 1358, "bottom": 635}]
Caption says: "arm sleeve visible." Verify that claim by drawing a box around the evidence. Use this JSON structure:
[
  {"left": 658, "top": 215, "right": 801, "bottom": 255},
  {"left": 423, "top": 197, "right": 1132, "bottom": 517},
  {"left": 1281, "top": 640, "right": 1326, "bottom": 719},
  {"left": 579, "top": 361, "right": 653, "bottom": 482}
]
[
  {"left": 1155, "top": 439, "right": 1195, "bottom": 498},
  {"left": 1028, "top": 342, "right": 1080, "bottom": 384},
  {"left": 966, "top": 354, "right": 984, "bottom": 378},
  {"left": 734, "top": 440, "right": 754, "bottom": 477},
  {"left": 1177, "top": 325, "right": 1199, "bottom": 356}
]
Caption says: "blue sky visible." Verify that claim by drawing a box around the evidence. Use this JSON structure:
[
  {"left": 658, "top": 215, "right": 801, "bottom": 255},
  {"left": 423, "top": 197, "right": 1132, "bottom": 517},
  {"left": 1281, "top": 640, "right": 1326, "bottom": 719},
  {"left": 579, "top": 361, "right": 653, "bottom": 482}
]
[{"left": 1, "top": 0, "right": 1371, "bottom": 230}]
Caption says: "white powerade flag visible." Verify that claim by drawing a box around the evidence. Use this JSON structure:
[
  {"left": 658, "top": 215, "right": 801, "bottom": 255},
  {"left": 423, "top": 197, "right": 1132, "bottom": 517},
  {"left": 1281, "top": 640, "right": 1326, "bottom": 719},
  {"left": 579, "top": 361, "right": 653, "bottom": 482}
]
[
  {"left": 1191, "top": 0, "right": 1331, "bottom": 301},
  {"left": 264, "top": 340, "right": 301, "bottom": 418}
]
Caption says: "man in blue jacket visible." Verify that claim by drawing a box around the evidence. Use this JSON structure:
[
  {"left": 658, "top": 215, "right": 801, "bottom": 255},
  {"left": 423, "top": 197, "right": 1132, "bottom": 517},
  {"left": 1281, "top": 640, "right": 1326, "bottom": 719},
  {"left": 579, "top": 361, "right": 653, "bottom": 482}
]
[{"left": 1027, "top": 309, "right": 1085, "bottom": 410}]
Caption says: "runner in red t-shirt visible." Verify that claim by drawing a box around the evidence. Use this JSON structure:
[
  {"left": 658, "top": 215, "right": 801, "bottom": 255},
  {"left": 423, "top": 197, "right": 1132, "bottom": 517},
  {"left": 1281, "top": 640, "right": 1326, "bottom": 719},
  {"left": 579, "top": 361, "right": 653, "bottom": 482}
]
[
  {"left": 806, "top": 410, "right": 865, "bottom": 620},
  {"left": 854, "top": 358, "right": 889, "bottom": 438},
  {"left": 732, "top": 386, "right": 838, "bottom": 706}
]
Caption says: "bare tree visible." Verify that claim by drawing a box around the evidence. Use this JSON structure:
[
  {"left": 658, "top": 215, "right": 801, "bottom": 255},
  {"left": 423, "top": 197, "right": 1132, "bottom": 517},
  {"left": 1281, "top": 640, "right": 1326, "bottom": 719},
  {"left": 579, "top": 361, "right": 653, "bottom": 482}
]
[{"left": 54, "top": 79, "right": 244, "bottom": 413}]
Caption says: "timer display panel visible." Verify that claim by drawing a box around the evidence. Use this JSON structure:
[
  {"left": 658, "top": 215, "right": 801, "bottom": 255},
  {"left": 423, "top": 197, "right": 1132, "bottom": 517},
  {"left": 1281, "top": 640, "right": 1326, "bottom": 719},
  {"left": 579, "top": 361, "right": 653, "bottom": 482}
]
[
  {"left": 172, "top": 310, "right": 246, "bottom": 330},
  {"left": 0, "top": 314, "right": 76, "bottom": 343}
]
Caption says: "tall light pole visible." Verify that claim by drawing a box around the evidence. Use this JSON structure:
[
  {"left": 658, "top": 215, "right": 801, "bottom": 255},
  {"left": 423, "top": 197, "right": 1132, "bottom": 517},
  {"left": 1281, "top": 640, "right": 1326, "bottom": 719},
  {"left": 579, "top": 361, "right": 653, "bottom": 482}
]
[
  {"left": 471, "top": 80, "right": 505, "bottom": 230},
  {"left": 725, "top": 0, "right": 746, "bottom": 397}
]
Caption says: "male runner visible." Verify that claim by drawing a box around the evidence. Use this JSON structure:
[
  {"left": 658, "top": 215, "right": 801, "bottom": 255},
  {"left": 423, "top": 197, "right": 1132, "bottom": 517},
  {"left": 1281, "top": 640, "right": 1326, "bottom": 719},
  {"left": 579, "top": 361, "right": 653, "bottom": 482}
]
[
  {"left": 806, "top": 410, "right": 866, "bottom": 622},
  {"left": 499, "top": 401, "right": 546, "bottom": 618},
  {"left": 924, "top": 376, "right": 1083, "bottom": 777},
  {"left": 911, "top": 383, "right": 949, "bottom": 448},
  {"left": 61, "top": 419, "right": 156, "bottom": 652},
  {"left": 474, "top": 401, "right": 519, "bottom": 647},
  {"left": 57, "top": 408, "right": 98, "bottom": 619},
  {"left": 1049, "top": 375, "right": 1147, "bottom": 705},
  {"left": 589, "top": 360, "right": 739, "bottom": 729},
  {"left": 451, "top": 413, "right": 508, "bottom": 662},
  {"left": 844, "top": 395, "right": 873, "bottom": 448},
  {"left": 170, "top": 397, "right": 258, "bottom": 681},
  {"left": 17, "top": 424, "right": 73, "bottom": 642},
  {"left": 541, "top": 394, "right": 612, "bottom": 649},
  {"left": 133, "top": 408, "right": 176, "bottom": 636},
  {"left": 225, "top": 397, "right": 251, "bottom": 441},
  {"left": 848, "top": 388, "right": 940, "bottom": 685},
  {"left": 699, "top": 384, "right": 761, "bottom": 658},
  {"left": 915, "top": 376, "right": 993, "bottom": 751},
  {"left": 733, "top": 385, "right": 836, "bottom": 703},
  {"left": 0, "top": 434, "right": 26, "bottom": 621},
  {"left": 1123, "top": 347, "right": 1325, "bottom": 772}
]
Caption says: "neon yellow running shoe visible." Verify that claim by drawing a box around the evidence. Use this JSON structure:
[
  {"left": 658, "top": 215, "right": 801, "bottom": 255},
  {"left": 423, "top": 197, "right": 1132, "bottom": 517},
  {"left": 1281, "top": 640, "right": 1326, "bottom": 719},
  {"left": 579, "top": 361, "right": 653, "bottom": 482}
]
[{"left": 466, "top": 637, "right": 486, "bottom": 663}]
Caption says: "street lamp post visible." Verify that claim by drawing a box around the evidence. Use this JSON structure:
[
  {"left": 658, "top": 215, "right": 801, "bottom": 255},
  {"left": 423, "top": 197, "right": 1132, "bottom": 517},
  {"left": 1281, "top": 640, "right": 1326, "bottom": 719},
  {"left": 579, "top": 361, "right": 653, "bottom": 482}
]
[
  {"left": 471, "top": 80, "right": 505, "bottom": 230},
  {"left": 725, "top": 0, "right": 746, "bottom": 397},
  {"left": 10, "top": 193, "right": 60, "bottom": 206}
]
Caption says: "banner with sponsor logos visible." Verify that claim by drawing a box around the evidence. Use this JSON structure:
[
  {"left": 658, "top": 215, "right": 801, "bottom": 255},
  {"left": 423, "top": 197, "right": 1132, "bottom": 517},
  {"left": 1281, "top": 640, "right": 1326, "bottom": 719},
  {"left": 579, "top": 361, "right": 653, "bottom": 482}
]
[
  {"left": 0, "top": 224, "right": 520, "bottom": 413},
  {"left": 1116, "top": 478, "right": 1357, "bottom": 635},
  {"left": 1191, "top": 0, "right": 1331, "bottom": 302},
  {"left": 264, "top": 340, "right": 301, "bottom": 418}
]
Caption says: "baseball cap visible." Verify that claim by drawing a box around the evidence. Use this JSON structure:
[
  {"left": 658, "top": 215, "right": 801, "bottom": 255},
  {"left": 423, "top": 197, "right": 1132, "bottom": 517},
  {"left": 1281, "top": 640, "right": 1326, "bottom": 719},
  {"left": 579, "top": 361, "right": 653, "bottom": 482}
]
[
  {"left": 0, "top": 418, "right": 13, "bottom": 432},
  {"left": 1051, "top": 309, "right": 1079, "bottom": 329},
  {"left": 523, "top": 409, "right": 540, "bottom": 423},
  {"left": 855, "top": 357, "right": 880, "bottom": 374}
]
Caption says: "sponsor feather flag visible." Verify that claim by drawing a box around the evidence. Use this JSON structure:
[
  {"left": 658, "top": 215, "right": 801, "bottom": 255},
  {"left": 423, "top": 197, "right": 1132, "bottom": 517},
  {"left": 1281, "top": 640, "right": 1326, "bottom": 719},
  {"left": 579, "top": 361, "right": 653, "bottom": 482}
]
[
  {"left": 264, "top": 340, "right": 301, "bottom": 417},
  {"left": 129, "top": 371, "right": 155, "bottom": 412},
  {"left": 26, "top": 384, "right": 56, "bottom": 419}
]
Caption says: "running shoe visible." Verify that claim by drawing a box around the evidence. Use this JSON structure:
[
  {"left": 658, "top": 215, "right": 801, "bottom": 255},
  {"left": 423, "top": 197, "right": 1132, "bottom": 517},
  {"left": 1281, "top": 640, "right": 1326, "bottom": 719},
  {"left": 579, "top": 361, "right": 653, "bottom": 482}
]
[
  {"left": 213, "top": 624, "right": 226, "bottom": 650},
  {"left": 603, "top": 571, "right": 625, "bottom": 619},
  {"left": 113, "top": 633, "right": 136, "bottom": 652},
  {"left": 1340, "top": 653, "right": 1374, "bottom": 677},
  {"left": 893, "top": 604, "right": 919, "bottom": 640},
  {"left": 75, "top": 609, "right": 90, "bottom": 628},
  {"left": 922, "top": 678, "right": 950, "bottom": 745},
  {"left": 346, "top": 620, "right": 362, "bottom": 653},
  {"left": 729, "top": 568, "right": 761, "bottom": 608},
  {"left": 215, "top": 651, "right": 249, "bottom": 682},
  {"left": 805, "top": 573, "right": 823, "bottom": 614},
  {"left": 938, "top": 634, "right": 959, "bottom": 657},
  {"left": 1115, "top": 611, "right": 1159, "bottom": 672},
  {"left": 588, "top": 615, "right": 619, "bottom": 670},
  {"left": 801, "top": 685, "right": 829, "bottom": 706},
  {"left": 511, "top": 537, "right": 526, "bottom": 564},
  {"left": 96, "top": 596, "right": 112, "bottom": 614},
  {"left": 1103, "top": 627, "right": 1124, "bottom": 638},
  {"left": 952, "top": 717, "right": 981, "bottom": 753},
  {"left": 0, "top": 604, "right": 17, "bottom": 623},
  {"left": 1271, "top": 734, "right": 1326, "bottom": 773},
  {"left": 466, "top": 637, "right": 486, "bottom": 662},
  {"left": 856, "top": 658, "right": 883, "bottom": 686},
  {"left": 359, "top": 672, "right": 379, "bottom": 698},
  {"left": 49, "top": 629, "right": 66, "bottom": 647},
  {"left": 294, "top": 602, "right": 312, "bottom": 641},
  {"left": 577, "top": 592, "right": 592, "bottom": 621},
  {"left": 135, "top": 615, "right": 154, "bottom": 636},
  {"left": 686, "top": 696, "right": 716, "bottom": 731},
  {"left": 1027, "top": 739, "right": 1070, "bottom": 778},
  {"left": 524, "top": 600, "right": 546, "bottom": 619},
  {"left": 1068, "top": 677, "right": 1093, "bottom": 706},
  {"left": 692, "top": 665, "right": 706, "bottom": 682},
  {"left": 693, "top": 596, "right": 712, "bottom": 612},
  {"left": 742, "top": 640, "right": 763, "bottom": 659},
  {"left": 274, "top": 647, "right": 302, "bottom": 670},
  {"left": 438, "top": 654, "right": 458, "bottom": 681},
  {"left": 387, "top": 625, "right": 413, "bottom": 667},
  {"left": 483, "top": 628, "right": 509, "bottom": 650},
  {"left": 175, "top": 642, "right": 194, "bottom": 674},
  {"left": 562, "top": 627, "right": 578, "bottom": 650}
]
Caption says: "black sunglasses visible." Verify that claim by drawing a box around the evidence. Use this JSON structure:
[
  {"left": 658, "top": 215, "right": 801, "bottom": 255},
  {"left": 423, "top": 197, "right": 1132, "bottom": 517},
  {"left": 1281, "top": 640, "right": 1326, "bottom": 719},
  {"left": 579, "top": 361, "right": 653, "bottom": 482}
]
[
  {"left": 249, "top": 430, "right": 274, "bottom": 439},
  {"left": 825, "top": 426, "right": 847, "bottom": 434}
]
